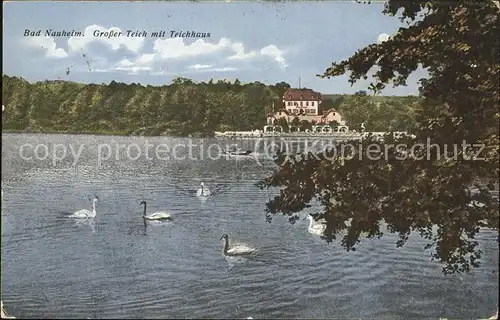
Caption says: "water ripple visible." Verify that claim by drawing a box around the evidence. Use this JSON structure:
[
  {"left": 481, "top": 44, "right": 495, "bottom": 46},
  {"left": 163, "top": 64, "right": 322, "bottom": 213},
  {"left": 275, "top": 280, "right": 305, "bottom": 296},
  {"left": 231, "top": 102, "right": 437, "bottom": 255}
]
[{"left": 1, "top": 134, "right": 498, "bottom": 319}]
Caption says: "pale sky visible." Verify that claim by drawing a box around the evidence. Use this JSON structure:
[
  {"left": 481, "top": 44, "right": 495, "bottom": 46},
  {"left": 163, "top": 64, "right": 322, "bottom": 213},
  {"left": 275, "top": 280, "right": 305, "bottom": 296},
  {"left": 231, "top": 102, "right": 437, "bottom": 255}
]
[{"left": 3, "top": 1, "right": 425, "bottom": 95}]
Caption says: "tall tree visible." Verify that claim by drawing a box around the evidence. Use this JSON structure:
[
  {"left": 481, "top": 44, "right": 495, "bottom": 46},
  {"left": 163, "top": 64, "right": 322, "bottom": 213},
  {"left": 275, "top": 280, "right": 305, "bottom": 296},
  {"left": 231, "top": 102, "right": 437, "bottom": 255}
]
[{"left": 259, "top": 0, "right": 499, "bottom": 274}]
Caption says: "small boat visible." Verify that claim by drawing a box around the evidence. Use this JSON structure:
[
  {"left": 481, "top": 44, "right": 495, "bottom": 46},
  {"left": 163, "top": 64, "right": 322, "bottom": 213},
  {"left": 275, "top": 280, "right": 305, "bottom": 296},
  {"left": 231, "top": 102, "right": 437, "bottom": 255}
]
[{"left": 222, "top": 146, "right": 252, "bottom": 156}]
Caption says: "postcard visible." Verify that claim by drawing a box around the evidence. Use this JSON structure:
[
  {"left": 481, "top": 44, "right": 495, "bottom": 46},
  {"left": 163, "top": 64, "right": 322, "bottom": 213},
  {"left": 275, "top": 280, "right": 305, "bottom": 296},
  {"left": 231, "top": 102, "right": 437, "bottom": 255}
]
[{"left": 2, "top": 1, "right": 498, "bottom": 319}]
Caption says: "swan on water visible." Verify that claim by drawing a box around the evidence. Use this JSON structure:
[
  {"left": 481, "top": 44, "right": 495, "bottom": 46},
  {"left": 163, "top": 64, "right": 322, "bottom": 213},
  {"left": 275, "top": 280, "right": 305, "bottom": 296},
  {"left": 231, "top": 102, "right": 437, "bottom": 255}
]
[
  {"left": 140, "top": 200, "right": 172, "bottom": 221},
  {"left": 169, "top": 180, "right": 232, "bottom": 198},
  {"left": 304, "top": 214, "right": 326, "bottom": 236},
  {"left": 196, "top": 182, "right": 212, "bottom": 197},
  {"left": 72, "top": 196, "right": 99, "bottom": 218},
  {"left": 220, "top": 234, "right": 256, "bottom": 256}
]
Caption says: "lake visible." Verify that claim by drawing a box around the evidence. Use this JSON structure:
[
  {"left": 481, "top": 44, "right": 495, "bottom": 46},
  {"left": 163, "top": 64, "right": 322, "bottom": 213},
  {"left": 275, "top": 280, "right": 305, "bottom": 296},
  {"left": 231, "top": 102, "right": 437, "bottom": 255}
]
[{"left": 1, "top": 133, "right": 498, "bottom": 319}]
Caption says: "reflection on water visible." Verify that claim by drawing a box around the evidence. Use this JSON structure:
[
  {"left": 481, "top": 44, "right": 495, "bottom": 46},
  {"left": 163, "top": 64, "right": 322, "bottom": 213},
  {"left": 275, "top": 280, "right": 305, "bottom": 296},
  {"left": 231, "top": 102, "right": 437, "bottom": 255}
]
[
  {"left": 1, "top": 133, "right": 498, "bottom": 319},
  {"left": 74, "top": 218, "right": 97, "bottom": 233}
]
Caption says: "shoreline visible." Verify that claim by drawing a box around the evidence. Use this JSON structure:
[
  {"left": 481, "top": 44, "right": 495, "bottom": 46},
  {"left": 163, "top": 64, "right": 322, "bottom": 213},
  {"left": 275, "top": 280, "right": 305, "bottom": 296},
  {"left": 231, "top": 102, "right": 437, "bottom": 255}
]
[
  {"left": 1, "top": 130, "right": 410, "bottom": 140},
  {"left": 1, "top": 130, "right": 191, "bottom": 139}
]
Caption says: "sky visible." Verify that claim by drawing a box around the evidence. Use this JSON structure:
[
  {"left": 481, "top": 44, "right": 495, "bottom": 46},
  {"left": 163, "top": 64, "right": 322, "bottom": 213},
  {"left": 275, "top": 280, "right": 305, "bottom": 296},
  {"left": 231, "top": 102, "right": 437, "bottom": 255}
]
[{"left": 3, "top": 1, "right": 426, "bottom": 95}]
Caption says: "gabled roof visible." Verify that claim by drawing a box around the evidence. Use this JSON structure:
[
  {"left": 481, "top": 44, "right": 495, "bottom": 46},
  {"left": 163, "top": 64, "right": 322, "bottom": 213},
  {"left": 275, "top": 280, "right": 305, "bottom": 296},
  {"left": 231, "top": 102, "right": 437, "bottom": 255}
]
[
  {"left": 321, "top": 108, "right": 338, "bottom": 117},
  {"left": 283, "top": 88, "right": 322, "bottom": 101}
]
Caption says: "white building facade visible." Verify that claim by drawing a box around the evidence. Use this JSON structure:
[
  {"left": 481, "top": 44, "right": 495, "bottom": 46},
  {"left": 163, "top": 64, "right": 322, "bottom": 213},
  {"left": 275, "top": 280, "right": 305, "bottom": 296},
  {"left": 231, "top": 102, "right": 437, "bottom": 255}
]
[{"left": 282, "top": 88, "right": 322, "bottom": 116}]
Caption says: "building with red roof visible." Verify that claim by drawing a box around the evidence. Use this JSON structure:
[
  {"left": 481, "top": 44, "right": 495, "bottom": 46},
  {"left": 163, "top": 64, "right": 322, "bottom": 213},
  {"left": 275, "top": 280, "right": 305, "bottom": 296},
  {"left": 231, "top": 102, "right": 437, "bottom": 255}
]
[{"left": 282, "top": 88, "right": 322, "bottom": 116}]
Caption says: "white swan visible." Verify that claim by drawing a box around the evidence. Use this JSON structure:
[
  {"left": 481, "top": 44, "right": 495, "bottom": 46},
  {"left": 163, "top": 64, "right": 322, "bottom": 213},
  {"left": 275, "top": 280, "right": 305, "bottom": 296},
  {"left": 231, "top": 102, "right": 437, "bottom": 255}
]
[
  {"left": 140, "top": 200, "right": 172, "bottom": 221},
  {"left": 72, "top": 196, "right": 99, "bottom": 218},
  {"left": 220, "top": 234, "right": 256, "bottom": 256},
  {"left": 196, "top": 182, "right": 212, "bottom": 197},
  {"left": 305, "top": 214, "right": 326, "bottom": 236}
]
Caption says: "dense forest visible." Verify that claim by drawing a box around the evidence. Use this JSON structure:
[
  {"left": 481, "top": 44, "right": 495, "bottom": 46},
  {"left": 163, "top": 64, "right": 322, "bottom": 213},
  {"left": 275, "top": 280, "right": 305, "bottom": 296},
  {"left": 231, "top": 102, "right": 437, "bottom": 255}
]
[{"left": 1, "top": 75, "right": 419, "bottom": 136}]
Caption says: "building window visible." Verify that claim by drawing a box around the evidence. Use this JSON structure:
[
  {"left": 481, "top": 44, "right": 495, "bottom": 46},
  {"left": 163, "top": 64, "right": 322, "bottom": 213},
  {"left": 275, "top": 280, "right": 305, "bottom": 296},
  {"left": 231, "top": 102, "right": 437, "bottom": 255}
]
[
  {"left": 306, "top": 101, "right": 309, "bottom": 106},
  {"left": 294, "top": 102, "right": 298, "bottom": 106},
  {"left": 300, "top": 101, "right": 303, "bottom": 107},
  {"left": 287, "top": 102, "right": 292, "bottom": 106}
]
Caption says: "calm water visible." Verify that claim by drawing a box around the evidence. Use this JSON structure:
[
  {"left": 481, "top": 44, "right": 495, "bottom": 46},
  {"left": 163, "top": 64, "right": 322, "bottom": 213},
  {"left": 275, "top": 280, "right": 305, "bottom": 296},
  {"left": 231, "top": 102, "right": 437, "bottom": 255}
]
[{"left": 1, "top": 133, "right": 498, "bottom": 319}]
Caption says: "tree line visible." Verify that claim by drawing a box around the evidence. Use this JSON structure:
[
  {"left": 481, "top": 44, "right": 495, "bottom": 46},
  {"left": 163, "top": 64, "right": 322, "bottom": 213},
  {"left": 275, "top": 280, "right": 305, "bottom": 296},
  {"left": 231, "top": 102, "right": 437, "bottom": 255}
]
[{"left": 1, "top": 75, "right": 418, "bottom": 136}]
